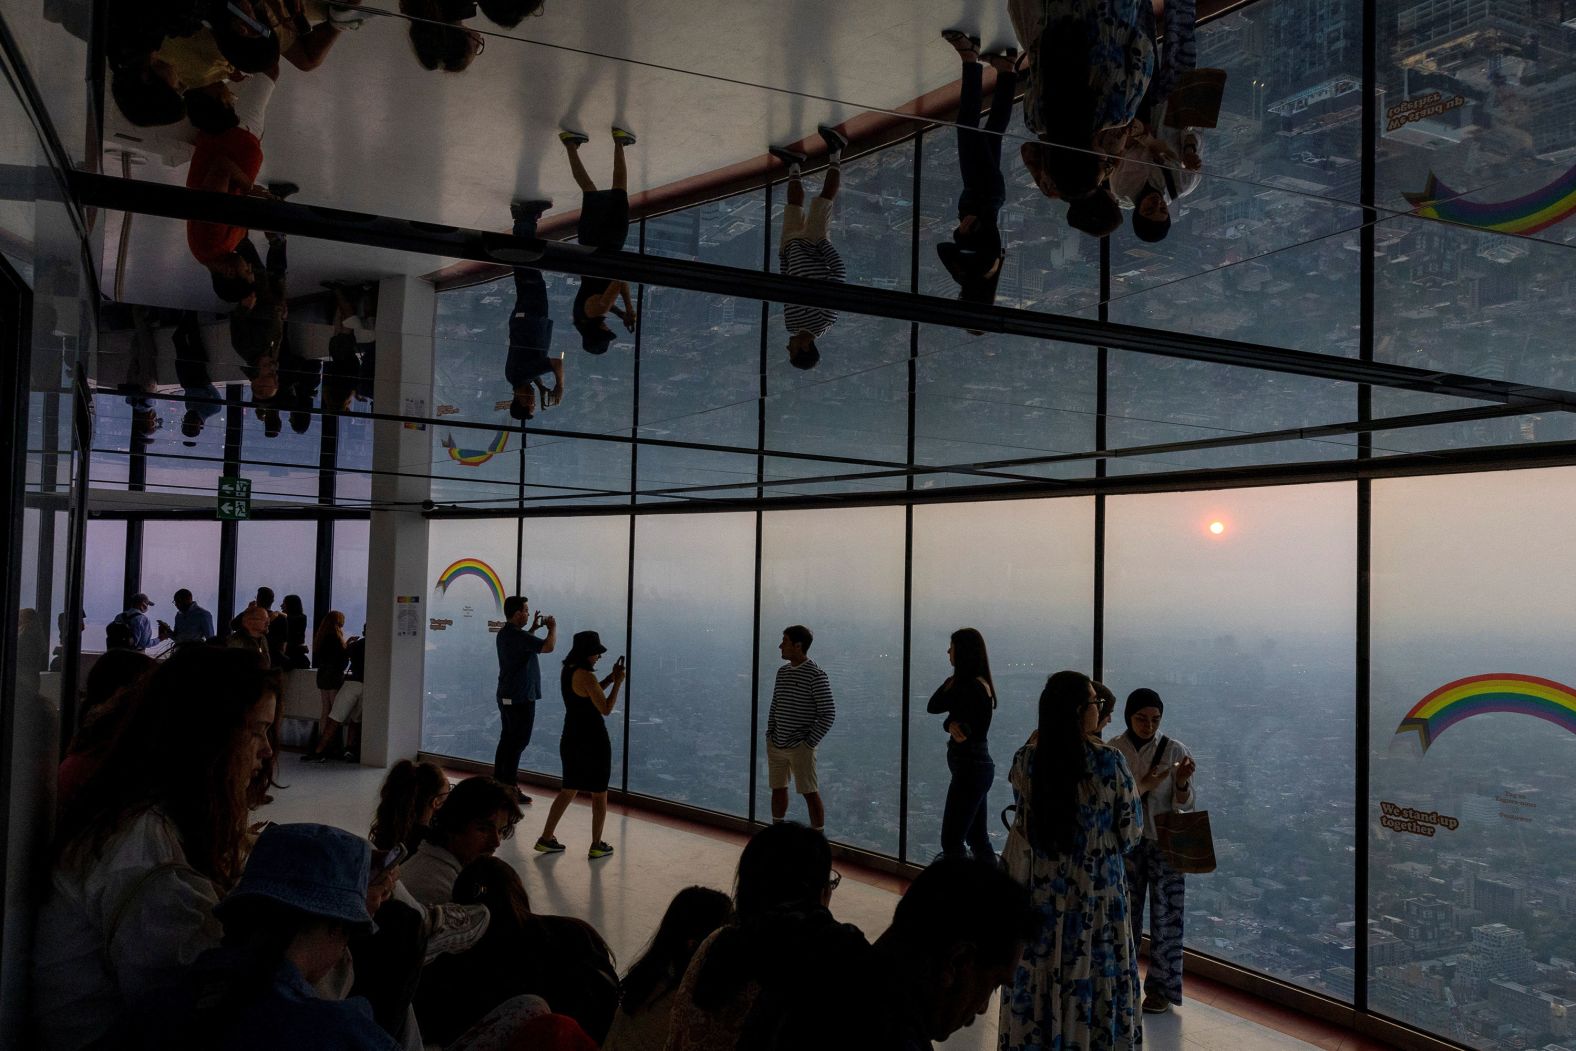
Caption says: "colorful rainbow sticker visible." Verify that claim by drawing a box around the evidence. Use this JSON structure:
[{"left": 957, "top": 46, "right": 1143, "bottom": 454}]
[
  {"left": 1393, "top": 673, "right": 1576, "bottom": 754},
  {"left": 442, "top": 431, "right": 510, "bottom": 467},
  {"left": 1403, "top": 164, "right": 1576, "bottom": 236},
  {"left": 434, "top": 558, "right": 505, "bottom": 611}
]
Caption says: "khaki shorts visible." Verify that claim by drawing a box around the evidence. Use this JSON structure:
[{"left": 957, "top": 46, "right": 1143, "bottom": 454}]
[
  {"left": 329, "top": 680, "right": 363, "bottom": 724},
  {"left": 781, "top": 197, "right": 834, "bottom": 246},
  {"left": 766, "top": 741, "right": 819, "bottom": 795}
]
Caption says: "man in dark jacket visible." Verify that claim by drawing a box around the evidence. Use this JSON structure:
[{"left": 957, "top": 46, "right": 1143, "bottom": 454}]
[{"left": 494, "top": 594, "right": 556, "bottom": 797}]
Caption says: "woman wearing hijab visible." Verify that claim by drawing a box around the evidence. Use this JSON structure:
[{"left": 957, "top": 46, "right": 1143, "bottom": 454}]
[
  {"left": 534, "top": 631, "right": 625, "bottom": 860},
  {"left": 1108, "top": 686, "right": 1197, "bottom": 1014}
]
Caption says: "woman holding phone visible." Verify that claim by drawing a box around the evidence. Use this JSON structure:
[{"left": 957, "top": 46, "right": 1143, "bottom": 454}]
[{"left": 535, "top": 631, "right": 625, "bottom": 859}]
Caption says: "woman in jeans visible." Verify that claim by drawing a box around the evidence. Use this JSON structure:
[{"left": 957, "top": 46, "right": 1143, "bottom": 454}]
[
  {"left": 925, "top": 627, "right": 997, "bottom": 861},
  {"left": 937, "top": 30, "right": 1019, "bottom": 309}
]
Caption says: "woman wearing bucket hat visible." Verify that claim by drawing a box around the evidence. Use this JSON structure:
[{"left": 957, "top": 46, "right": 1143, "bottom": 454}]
[
  {"left": 181, "top": 822, "right": 396, "bottom": 1050},
  {"left": 535, "top": 630, "right": 625, "bottom": 860}
]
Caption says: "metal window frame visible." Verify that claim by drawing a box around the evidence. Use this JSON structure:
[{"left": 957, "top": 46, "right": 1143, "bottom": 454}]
[{"left": 68, "top": 42, "right": 1571, "bottom": 1051}]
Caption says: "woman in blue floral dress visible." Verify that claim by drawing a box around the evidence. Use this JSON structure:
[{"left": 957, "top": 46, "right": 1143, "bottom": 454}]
[{"left": 1000, "top": 670, "right": 1143, "bottom": 1051}]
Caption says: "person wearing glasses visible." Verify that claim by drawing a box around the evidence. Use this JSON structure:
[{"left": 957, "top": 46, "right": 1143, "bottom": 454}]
[
  {"left": 665, "top": 823, "right": 846, "bottom": 1051},
  {"left": 401, "top": 0, "right": 486, "bottom": 72},
  {"left": 400, "top": 776, "right": 523, "bottom": 906},
  {"left": 999, "top": 670, "right": 1143, "bottom": 1051},
  {"left": 535, "top": 631, "right": 625, "bottom": 859},
  {"left": 925, "top": 627, "right": 999, "bottom": 862}
]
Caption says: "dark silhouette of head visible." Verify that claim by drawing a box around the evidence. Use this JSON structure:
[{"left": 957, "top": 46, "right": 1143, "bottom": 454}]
[
  {"left": 476, "top": 0, "right": 542, "bottom": 27},
  {"left": 111, "top": 65, "right": 185, "bottom": 127},
  {"left": 1066, "top": 190, "right": 1122, "bottom": 239},
  {"left": 1131, "top": 185, "right": 1172, "bottom": 243},
  {"left": 733, "top": 822, "right": 831, "bottom": 919},
  {"left": 574, "top": 318, "right": 615, "bottom": 355}
]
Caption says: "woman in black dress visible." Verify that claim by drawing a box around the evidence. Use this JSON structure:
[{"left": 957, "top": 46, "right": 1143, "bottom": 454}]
[
  {"left": 558, "top": 127, "right": 640, "bottom": 355},
  {"left": 925, "top": 626, "right": 998, "bottom": 861},
  {"left": 535, "top": 630, "right": 625, "bottom": 860}
]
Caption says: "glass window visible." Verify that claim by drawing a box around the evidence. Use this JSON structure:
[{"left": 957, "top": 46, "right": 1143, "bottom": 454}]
[
  {"left": 239, "top": 394, "right": 323, "bottom": 503},
  {"left": 335, "top": 414, "right": 376, "bottom": 506},
  {"left": 757, "top": 506, "right": 906, "bottom": 854},
  {"left": 1109, "top": 0, "right": 1363, "bottom": 354},
  {"left": 138, "top": 521, "right": 221, "bottom": 636},
  {"left": 422, "top": 518, "right": 520, "bottom": 765},
  {"left": 82, "top": 519, "right": 127, "bottom": 651},
  {"left": 1370, "top": 469, "right": 1576, "bottom": 1045},
  {"left": 331, "top": 519, "right": 370, "bottom": 638},
  {"left": 627, "top": 512, "right": 755, "bottom": 816},
  {"left": 517, "top": 515, "right": 631, "bottom": 779},
  {"left": 432, "top": 265, "right": 634, "bottom": 506},
  {"left": 1374, "top": 1, "right": 1576, "bottom": 412},
  {"left": 1105, "top": 484, "right": 1356, "bottom": 998},
  {"left": 907, "top": 498, "right": 1096, "bottom": 863},
  {"left": 1104, "top": 354, "right": 1359, "bottom": 474},
  {"left": 235, "top": 520, "right": 317, "bottom": 620},
  {"left": 916, "top": 126, "right": 1101, "bottom": 316},
  {"left": 914, "top": 328, "right": 1098, "bottom": 488},
  {"left": 89, "top": 393, "right": 131, "bottom": 490},
  {"left": 635, "top": 276, "right": 761, "bottom": 500}
]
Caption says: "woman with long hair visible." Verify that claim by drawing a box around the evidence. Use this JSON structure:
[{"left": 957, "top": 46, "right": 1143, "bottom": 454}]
[
  {"left": 534, "top": 631, "right": 624, "bottom": 859},
  {"left": 925, "top": 626, "right": 998, "bottom": 862},
  {"left": 33, "top": 646, "right": 280, "bottom": 1051},
  {"left": 275, "top": 593, "right": 310, "bottom": 669},
  {"left": 667, "top": 823, "right": 850, "bottom": 1051},
  {"left": 999, "top": 670, "right": 1142, "bottom": 1050},
  {"left": 604, "top": 886, "right": 732, "bottom": 1051},
  {"left": 370, "top": 759, "right": 450, "bottom": 855},
  {"left": 303, "top": 610, "right": 349, "bottom": 762},
  {"left": 415, "top": 856, "right": 619, "bottom": 1045}
]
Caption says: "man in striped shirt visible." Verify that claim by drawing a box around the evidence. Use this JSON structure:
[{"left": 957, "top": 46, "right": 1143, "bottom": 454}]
[
  {"left": 766, "top": 624, "right": 837, "bottom": 831},
  {"left": 770, "top": 124, "right": 849, "bottom": 371}
]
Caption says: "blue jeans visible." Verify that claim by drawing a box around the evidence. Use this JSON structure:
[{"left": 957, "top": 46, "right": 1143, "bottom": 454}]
[{"left": 941, "top": 744, "right": 996, "bottom": 861}]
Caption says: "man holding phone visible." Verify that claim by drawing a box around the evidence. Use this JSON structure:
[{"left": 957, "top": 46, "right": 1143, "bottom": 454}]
[{"left": 494, "top": 594, "right": 556, "bottom": 799}]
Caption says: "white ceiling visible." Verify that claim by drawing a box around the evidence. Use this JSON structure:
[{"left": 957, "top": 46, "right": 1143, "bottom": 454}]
[{"left": 103, "top": 0, "right": 1023, "bottom": 309}]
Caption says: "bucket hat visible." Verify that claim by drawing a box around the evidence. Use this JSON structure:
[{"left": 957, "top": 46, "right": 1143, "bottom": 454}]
[{"left": 216, "top": 823, "right": 375, "bottom": 935}]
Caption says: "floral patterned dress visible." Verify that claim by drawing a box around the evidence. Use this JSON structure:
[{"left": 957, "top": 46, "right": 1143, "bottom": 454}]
[{"left": 999, "top": 739, "right": 1143, "bottom": 1051}]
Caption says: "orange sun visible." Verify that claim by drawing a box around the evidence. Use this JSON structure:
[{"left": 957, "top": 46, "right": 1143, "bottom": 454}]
[{"left": 1208, "top": 520, "right": 1226, "bottom": 536}]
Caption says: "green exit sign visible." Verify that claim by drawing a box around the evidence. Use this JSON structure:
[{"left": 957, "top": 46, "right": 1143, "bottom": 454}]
[{"left": 217, "top": 476, "right": 252, "bottom": 520}]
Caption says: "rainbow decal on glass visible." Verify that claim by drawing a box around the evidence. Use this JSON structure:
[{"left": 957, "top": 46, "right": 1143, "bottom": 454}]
[
  {"left": 1403, "top": 164, "right": 1576, "bottom": 236},
  {"left": 434, "top": 558, "right": 505, "bottom": 611},
  {"left": 1393, "top": 673, "right": 1576, "bottom": 754},
  {"left": 442, "top": 431, "right": 510, "bottom": 467}
]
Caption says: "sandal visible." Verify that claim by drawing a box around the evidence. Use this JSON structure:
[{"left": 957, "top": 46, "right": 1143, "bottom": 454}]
[
  {"left": 984, "top": 47, "right": 1019, "bottom": 74},
  {"left": 942, "top": 28, "right": 980, "bottom": 59}
]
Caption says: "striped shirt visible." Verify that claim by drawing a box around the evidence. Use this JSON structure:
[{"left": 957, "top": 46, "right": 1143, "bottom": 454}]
[
  {"left": 780, "top": 239, "right": 845, "bottom": 338},
  {"left": 766, "top": 659, "right": 837, "bottom": 748}
]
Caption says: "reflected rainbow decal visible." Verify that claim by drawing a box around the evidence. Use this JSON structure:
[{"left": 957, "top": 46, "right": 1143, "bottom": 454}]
[
  {"left": 443, "top": 431, "right": 509, "bottom": 467},
  {"left": 1403, "top": 165, "right": 1576, "bottom": 236},
  {"left": 1394, "top": 673, "right": 1576, "bottom": 754},
  {"left": 434, "top": 558, "right": 505, "bottom": 611}
]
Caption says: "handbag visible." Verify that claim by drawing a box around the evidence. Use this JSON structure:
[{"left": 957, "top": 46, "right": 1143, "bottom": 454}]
[
  {"left": 1153, "top": 810, "right": 1216, "bottom": 873},
  {"left": 1144, "top": 735, "right": 1216, "bottom": 873},
  {"left": 1000, "top": 802, "right": 1033, "bottom": 884}
]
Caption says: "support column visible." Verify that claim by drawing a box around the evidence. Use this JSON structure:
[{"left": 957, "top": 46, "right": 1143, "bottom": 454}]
[{"left": 360, "top": 276, "right": 434, "bottom": 768}]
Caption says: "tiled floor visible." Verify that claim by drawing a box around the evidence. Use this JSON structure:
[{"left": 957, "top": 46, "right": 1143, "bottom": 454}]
[{"left": 261, "top": 762, "right": 1368, "bottom": 1051}]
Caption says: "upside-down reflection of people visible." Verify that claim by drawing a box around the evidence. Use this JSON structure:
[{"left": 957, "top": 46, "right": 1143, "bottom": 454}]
[
  {"left": 937, "top": 30, "right": 1019, "bottom": 310},
  {"left": 560, "top": 128, "right": 639, "bottom": 356}
]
